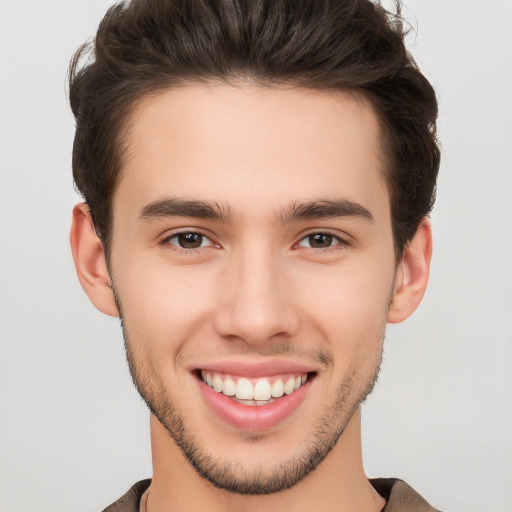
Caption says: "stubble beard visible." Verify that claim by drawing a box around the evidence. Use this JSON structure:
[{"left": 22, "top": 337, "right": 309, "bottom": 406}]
[{"left": 120, "top": 318, "right": 384, "bottom": 496}]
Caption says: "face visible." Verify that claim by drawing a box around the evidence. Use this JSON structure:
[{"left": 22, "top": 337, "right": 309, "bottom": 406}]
[{"left": 109, "top": 84, "right": 397, "bottom": 494}]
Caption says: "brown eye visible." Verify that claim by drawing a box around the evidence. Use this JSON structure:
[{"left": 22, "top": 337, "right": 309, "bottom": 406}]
[
  {"left": 177, "top": 233, "right": 203, "bottom": 248},
  {"left": 167, "top": 232, "right": 214, "bottom": 249},
  {"left": 308, "top": 233, "right": 334, "bottom": 248},
  {"left": 297, "top": 232, "right": 343, "bottom": 250}
]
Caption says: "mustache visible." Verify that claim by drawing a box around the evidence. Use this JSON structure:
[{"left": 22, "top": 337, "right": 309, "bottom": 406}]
[
  {"left": 177, "top": 342, "right": 334, "bottom": 369},
  {"left": 243, "top": 342, "right": 334, "bottom": 367}
]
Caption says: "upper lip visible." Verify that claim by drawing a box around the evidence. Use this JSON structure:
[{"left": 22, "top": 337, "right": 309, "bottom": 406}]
[{"left": 189, "top": 358, "right": 320, "bottom": 378}]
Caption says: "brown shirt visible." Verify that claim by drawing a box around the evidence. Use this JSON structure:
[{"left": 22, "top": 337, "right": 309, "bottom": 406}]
[{"left": 102, "top": 478, "right": 441, "bottom": 512}]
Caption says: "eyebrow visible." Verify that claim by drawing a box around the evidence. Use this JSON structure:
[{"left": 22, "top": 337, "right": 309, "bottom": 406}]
[
  {"left": 137, "top": 197, "right": 373, "bottom": 224},
  {"left": 277, "top": 199, "right": 374, "bottom": 224},
  {"left": 137, "top": 198, "right": 233, "bottom": 222}
]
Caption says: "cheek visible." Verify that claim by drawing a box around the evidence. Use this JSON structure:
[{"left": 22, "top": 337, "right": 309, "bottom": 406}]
[
  {"left": 292, "top": 260, "right": 394, "bottom": 350},
  {"left": 114, "top": 258, "right": 217, "bottom": 347}
]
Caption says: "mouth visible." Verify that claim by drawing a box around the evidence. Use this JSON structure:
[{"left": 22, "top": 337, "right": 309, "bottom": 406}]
[
  {"left": 199, "top": 370, "right": 310, "bottom": 406},
  {"left": 193, "top": 366, "right": 317, "bottom": 431}
]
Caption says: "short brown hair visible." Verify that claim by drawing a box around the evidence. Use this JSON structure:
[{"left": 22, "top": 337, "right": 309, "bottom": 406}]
[{"left": 69, "top": 0, "right": 440, "bottom": 258}]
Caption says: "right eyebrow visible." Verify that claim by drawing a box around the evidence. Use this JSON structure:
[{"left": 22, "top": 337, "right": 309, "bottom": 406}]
[{"left": 137, "top": 197, "right": 233, "bottom": 222}]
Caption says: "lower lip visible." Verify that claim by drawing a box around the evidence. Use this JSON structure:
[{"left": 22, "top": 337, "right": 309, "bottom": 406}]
[{"left": 197, "top": 377, "right": 311, "bottom": 431}]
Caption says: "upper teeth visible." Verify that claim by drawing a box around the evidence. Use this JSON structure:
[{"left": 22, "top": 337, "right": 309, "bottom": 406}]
[{"left": 201, "top": 371, "right": 308, "bottom": 401}]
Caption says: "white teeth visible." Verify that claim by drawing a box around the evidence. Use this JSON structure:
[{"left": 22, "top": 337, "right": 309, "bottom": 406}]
[
  {"left": 223, "top": 377, "right": 236, "bottom": 396},
  {"left": 213, "top": 374, "right": 223, "bottom": 393},
  {"left": 234, "top": 398, "right": 257, "bottom": 406},
  {"left": 284, "top": 377, "right": 295, "bottom": 395},
  {"left": 234, "top": 398, "right": 276, "bottom": 406},
  {"left": 235, "top": 378, "right": 253, "bottom": 400},
  {"left": 201, "top": 371, "right": 309, "bottom": 401},
  {"left": 253, "top": 379, "right": 272, "bottom": 401},
  {"left": 271, "top": 379, "right": 284, "bottom": 398}
]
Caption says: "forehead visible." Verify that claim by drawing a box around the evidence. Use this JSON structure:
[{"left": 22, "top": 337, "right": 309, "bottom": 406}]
[{"left": 115, "top": 83, "right": 389, "bottom": 222}]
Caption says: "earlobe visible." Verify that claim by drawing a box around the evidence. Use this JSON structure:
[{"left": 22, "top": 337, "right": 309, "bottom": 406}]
[
  {"left": 70, "top": 203, "right": 119, "bottom": 317},
  {"left": 387, "top": 219, "right": 432, "bottom": 324}
]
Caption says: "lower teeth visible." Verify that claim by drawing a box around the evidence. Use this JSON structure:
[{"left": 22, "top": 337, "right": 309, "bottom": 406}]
[{"left": 231, "top": 397, "right": 276, "bottom": 406}]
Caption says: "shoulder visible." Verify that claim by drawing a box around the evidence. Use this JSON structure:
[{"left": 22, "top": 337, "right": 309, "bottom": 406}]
[
  {"left": 101, "top": 479, "right": 151, "bottom": 512},
  {"left": 371, "top": 478, "right": 442, "bottom": 512}
]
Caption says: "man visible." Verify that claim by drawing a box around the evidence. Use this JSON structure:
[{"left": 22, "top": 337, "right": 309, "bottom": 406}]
[{"left": 69, "top": 0, "right": 440, "bottom": 510}]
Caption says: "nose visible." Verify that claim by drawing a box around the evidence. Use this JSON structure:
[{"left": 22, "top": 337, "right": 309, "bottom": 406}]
[{"left": 213, "top": 246, "right": 300, "bottom": 347}]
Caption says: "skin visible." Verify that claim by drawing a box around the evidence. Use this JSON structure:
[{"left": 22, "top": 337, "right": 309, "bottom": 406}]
[{"left": 70, "top": 84, "right": 432, "bottom": 512}]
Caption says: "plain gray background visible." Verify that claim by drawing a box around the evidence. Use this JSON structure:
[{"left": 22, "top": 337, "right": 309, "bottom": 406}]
[{"left": 1, "top": 1, "right": 511, "bottom": 511}]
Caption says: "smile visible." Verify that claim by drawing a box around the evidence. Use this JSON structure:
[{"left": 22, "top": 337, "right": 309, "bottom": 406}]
[
  {"left": 200, "top": 371, "right": 309, "bottom": 406},
  {"left": 195, "top": 366, "right": 316, "bottom": 431}
]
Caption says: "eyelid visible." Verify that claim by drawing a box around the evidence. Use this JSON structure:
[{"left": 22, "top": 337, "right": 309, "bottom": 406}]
[
  {"left": 294, "top": 230, "right": 351, "bottom": 250},
  {"left": 159, "top": 228, "right": 220, "bottom": 250}
]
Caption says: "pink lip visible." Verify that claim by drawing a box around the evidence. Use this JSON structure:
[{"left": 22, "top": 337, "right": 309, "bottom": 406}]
[
  {"left": 190, "top": 358, "right": 319, "bottom": 378},
  {"left": 197, "top": 377, "right": 311, "bottom": 431}
]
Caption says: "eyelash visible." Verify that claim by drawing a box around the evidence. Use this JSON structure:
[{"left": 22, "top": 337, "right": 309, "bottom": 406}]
[
  {"left": 159, "top": 230, "right": 349, "bottom": 254},
  {"left": 295, "top": 232, "right": 349, "bottom": 252},
  {"left": 159, "top": 231, "right": 218, "bottom": 253}
]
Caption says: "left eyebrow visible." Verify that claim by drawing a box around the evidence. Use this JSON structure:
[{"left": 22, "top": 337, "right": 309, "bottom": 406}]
[
  {"left": 137, "top": 197, "right": 233, "bottom": 222},
  {"left": 277, "top": 199, "right": 374, "bottom": 224}
]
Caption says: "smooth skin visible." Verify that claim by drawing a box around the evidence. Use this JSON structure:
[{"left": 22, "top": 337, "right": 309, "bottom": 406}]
[{"left": 71, "top": 84, "right": 431, "bottom": 512}]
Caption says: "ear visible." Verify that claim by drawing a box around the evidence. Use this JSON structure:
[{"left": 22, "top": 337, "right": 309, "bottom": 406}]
[
  {"left": 387, "top": 218, "right": 432, "bottom": 324},
  {"left": 70, "top": 203, "right": 119, "bottom": 317}
]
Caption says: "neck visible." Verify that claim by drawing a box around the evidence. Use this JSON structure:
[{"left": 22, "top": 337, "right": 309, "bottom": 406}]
[{"left": 147, "top": 410, "right": 384, "bottom": 512}]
